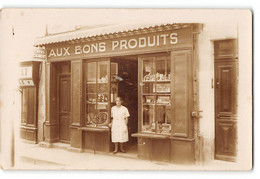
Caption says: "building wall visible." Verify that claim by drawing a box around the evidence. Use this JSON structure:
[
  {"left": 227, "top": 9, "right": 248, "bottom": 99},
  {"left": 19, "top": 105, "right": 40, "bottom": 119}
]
[{"left": 198, "top": 22, "right": 238, "bottom": 163}]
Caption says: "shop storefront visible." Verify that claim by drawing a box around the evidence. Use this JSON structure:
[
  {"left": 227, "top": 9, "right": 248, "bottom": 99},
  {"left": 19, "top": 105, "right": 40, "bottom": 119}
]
[{"left": 27, "top": 23, "right": 239, "bottom": 164}]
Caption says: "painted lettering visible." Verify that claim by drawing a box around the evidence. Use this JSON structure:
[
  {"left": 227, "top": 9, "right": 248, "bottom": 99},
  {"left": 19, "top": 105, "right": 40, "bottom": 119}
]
[
  {"left": 139, "top": 37, "right": 146, "bottom": 48},
  {"left": 99, "top": 42, "right": 106, "bottom": 52},
  {"left": 112, "top": 41, "right": 119, "bottom": 50},
  {"left": 128, "top": 39, "right": 138, "bottom": 49},
  {"left": 170, "top": 33, "right": 178, "bottom": 45},
  {"left": 63, "top": 47, "right": 70, "bottom": 56},
  {"left": 75, "top": 46, "right": 82, "bottom": 55},
  {"left": 160, "top": 34, "right": 168, "bottom": 45},
  {"left": 147, "top": 36, "right": 156, "bottom": 47},
  {"left": 83, "top": 44, "right": 91, "bottom": 53},
  {"left": 48, "top": 49, "right": 56, "bottom": 57},
  {"left": 120, "top": 40, "right": 128, "bottom": 50},
  {"left": 56, "top": 48, "right": 63, "bottom": 57}
]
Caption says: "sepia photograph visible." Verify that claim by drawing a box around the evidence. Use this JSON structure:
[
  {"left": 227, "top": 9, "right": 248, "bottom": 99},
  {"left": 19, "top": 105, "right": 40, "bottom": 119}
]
[{"left": 0, "top": 8, "right": 252, "bottom": 171}]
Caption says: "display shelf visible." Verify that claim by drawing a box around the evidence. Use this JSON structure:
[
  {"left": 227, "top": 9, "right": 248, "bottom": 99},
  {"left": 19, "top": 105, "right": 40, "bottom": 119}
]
[
  {"left": 155, "top": 103, "right": 171, "bottom": 106},
  {"left": 142, "top": 80, "right": 156, "bottom": 82},
  {"left": 142, "top": 93, "right": 170, "bottom": 95},
  {"left": 142, "top": 103, "right": 156, "bottom": 106},
  {"left": 86, "top": 82, "right": 109, "bottom": 84},
  {"left": 97, "top": 102, "right": 108, "bottom": 105},
  {"left": 155, "top": 80, "right": 171, "bottom": 82}
]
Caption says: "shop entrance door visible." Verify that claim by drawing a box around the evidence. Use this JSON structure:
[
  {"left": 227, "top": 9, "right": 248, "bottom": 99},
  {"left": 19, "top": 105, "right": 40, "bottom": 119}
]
[
  {"left": 59, "top": 75, "right": 71, "bottom": 142},
  {"left": 111, "top": 56, "right": 138, "bottom": 153}
]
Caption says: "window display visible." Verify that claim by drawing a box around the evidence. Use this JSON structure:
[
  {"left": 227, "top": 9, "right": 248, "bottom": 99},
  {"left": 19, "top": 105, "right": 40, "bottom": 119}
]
[
  {"left": 85, "top": 60, "right": 110, "bottom": 127},
  {"left": 141, "top": 54, "right": 171, "bottom": 134}
]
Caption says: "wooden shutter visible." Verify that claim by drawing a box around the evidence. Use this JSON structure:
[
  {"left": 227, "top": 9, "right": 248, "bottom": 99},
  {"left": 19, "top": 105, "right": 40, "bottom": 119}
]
[
  {"left": 171, "top": 50, "right": 193, "bottom": 138},
  {"left": 71, "top": 60, "right": 82, "bottom": 126}
]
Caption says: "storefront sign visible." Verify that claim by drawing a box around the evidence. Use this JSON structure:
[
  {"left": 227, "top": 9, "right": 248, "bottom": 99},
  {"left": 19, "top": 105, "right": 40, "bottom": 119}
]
[
  {"left": 46, "top": 27, "right": 192, "bottom": 60},
  {"left": 34, "top": 47, "right": 47, "bottom": 59}
]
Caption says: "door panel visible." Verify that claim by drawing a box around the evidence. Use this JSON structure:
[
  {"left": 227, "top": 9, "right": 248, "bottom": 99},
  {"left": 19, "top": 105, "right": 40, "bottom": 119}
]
[
  {"left": 215, "top": 62, "right": 237, "bottom": 117},
  {"left": 215, "top": 120, "right": 237, "bottom": 156},
  {"left": 215, "top": 60, "right": 237, "bottom": 160},
  {"left": 59, "top": 76, "right": 71, "bottom": 142}
]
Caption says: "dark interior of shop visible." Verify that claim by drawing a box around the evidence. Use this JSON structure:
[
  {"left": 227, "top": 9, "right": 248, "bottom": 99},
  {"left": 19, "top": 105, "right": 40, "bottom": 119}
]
[{"left": 111, "top": 56, "right": 138, "bottom": 152}]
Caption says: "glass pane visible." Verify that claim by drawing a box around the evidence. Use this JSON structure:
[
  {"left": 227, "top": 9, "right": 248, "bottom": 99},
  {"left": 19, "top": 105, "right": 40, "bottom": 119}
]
[
  {"left": 143, "top": 82, "right": 155, "bottom": 94},
  {"left": 143, "top": 95, "right": 155, "bottom": 105},
  {"left": 86, "top": 83, "right": 96, "bottom": 93},
  {"left": 156, "top": 95, "right": 171, "bottom": 105},
  {"left": 95, "top": 104, "right": 109, "bottom": 124},
  {"left": 143, "top": 59, "right": 155, "bottom": 81},
  {"left": 155, "top": 105, "right": 171, "bottom": 134},
  {"left": 155, "top": 83, "right": 170, "bottom": 93},
  {"left": 142, "top": 105, "right": 154, "bottom": 131},
  {"left": 86, "top": 104, "right": 96, "bottom": 125},
  {"left": 165, "top": 105, "right": 171, "bottom": 124},
  {"left": 97, "top": 61, "right": 108, "bottom": 83},
  {"left": 97, "top": 93, "right": 108, "bottom": 103},
  {"left": 87, "top": 62, "right": 96, "bottom": 82},
  {"left": 87, "top": 94, "right": 96, "bottom": 104},
  {"left": 111, "top": 83, "right": 118, "bottom": 103},
  {"left": 156, "top": 56, "right": 171, "bottom": 81},
  {"left": 155, "top": 105, "right": 166, "bottom": 124},
  {"left": 97, "top": 83, "right": 108, "bottom": 93},
  {"left": 111, "top": 62, "right": 118, "bottom": 82}
]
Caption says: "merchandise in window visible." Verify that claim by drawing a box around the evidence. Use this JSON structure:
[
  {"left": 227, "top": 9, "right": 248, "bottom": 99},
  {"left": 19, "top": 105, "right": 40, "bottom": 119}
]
[
  {"left": 85, "top": 60, "right": 110, "bottom": 127},
  {"left": 141, "top": 54, "right": 171, "bottom": 134}
]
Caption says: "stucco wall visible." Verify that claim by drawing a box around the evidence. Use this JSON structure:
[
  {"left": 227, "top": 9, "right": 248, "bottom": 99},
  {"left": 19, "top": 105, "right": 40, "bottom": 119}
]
[
  {"left": 198, "top": 22, "right": 238, "bottom": 163},
  {"left": 197, "top": 11, "right": 252, "bottom": 166}
]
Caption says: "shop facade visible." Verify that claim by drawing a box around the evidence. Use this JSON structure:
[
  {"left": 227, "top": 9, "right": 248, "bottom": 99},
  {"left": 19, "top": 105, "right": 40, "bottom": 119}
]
[{"left": 19, "top": 23, "right": 239, "bottom": 164}]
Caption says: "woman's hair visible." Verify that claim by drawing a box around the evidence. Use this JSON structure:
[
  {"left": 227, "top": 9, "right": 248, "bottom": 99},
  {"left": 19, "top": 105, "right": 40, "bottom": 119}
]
[{"left": 115, "top": 96, "right": 122, "bottom": 101}]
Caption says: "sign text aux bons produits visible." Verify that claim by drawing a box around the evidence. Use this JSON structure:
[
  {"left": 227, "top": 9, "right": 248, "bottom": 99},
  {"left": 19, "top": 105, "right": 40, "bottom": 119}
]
[{"left": 48, "top": 32, "right": 178, "bottom": 58}]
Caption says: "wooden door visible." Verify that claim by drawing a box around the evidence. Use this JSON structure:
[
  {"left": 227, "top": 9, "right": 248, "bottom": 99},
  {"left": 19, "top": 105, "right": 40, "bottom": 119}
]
[
  {"left": 215, "top": 60, "right": 237, "bottom": 161},
  {"left": 59, "top": 75, "right": 71, "bottom": 142}
]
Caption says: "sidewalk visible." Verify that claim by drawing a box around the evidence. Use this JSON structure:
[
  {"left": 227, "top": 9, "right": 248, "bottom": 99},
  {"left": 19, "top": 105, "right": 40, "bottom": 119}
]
[{"left": 13, "top": 141, "right": 241, "bottom": 170}]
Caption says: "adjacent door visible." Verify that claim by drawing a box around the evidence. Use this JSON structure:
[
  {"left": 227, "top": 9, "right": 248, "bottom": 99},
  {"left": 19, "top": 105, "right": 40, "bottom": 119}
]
[
  {"left": 59, "top": 75, "right": 71, "bottom": 142},
  {"left": 214, "top": 39, "right": 238, "bottom": 161}
]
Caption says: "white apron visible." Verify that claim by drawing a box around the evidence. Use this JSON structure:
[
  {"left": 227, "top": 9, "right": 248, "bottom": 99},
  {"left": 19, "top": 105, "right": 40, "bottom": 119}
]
[{"left": 111, "top": 106, "right": 130, "bottom": 143}]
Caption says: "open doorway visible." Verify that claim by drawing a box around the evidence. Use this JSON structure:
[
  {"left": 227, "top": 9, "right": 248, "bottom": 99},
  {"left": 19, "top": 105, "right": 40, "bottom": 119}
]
[{"left": 111, "top": 55, "right": 138, "bottom": 154}]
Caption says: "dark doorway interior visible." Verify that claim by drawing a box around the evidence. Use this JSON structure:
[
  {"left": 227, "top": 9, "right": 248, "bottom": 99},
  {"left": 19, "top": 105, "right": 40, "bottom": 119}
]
[{"left": 111, "top": 56, "right": 138, "bottom": 153}]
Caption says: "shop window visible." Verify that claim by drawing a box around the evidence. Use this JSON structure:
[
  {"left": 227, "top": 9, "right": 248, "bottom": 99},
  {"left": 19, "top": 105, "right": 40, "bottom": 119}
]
[
  {"left": 141, "top": 54, "right": 171, "bottom": 134},
  {"left": 85, "top": 60, "right": 110, "bottom": 126}
]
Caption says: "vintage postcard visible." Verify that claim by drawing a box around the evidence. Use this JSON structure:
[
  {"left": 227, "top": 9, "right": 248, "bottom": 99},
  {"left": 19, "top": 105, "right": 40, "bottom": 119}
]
[{"left": 0, "top": 8, "right": 252, "bottom": 170}]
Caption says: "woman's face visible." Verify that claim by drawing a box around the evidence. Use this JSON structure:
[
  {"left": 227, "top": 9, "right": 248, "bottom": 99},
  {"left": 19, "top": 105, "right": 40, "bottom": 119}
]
[{"left": 115, "top": 98, "right": 122, "bottom": 107}]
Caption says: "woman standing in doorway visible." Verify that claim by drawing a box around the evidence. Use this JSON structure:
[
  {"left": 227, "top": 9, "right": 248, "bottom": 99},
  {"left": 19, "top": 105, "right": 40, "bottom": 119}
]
[{"left": 111, "top": 97, "right": 130, "bottom": 154}]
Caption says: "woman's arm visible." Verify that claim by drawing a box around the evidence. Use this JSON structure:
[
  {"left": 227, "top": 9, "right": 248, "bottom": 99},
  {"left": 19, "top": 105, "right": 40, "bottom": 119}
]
[{"left": 125, "top": 117, "right": 129, "bottom": 125}]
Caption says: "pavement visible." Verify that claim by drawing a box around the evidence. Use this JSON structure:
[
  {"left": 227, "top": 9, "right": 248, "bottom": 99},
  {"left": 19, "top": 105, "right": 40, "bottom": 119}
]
[{"left": 11, "top": 139, "right": 242, "bottom": 170}]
